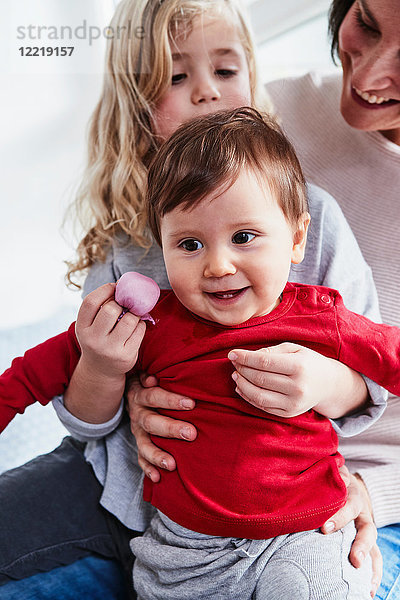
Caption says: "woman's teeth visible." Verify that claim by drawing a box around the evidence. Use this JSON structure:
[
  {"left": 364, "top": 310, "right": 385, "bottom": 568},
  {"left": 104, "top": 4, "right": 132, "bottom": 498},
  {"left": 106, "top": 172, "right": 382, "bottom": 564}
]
[{"left": 354, "top": 87, "right": 390, "bottom": 105}]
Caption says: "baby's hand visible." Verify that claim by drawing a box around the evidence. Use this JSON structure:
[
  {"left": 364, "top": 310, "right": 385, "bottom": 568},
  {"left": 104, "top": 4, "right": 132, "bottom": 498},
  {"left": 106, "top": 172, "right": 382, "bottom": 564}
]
[
  {"left": 76, "top": 283, "right": 146, "bottom": 382},
  {"left": 228, "top": 342, "right": 363, "bottom": 419}
]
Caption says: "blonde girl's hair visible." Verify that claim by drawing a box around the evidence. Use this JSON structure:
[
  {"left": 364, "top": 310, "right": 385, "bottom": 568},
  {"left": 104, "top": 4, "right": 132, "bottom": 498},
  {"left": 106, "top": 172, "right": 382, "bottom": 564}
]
[{"left": 66, "top": 0, "right": 269, "bottom": 287}]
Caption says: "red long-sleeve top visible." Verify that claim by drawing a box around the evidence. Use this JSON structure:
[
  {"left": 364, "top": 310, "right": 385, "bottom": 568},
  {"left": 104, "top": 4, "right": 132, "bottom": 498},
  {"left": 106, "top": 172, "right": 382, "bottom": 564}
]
[{"left": 1, "top": 282, "right": 399, "bottom": 538}]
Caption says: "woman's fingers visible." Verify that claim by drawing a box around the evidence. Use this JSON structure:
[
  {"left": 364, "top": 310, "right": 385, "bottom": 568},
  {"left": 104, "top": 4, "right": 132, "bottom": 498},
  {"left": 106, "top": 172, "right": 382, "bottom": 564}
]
[
  {"left": 321, "top": 470, "right": 382, "bottom": 596},
  {"left": 133, "top": 405, "right": 197, "bottom": 441},
  {"left": 138, "top": 454, "right": 161, "bottom": 483},
  {"left": 368, "top": 544, "right": 383, "bottom": 598},
  {"left": 349, "top": 518, "right": 378, "bottom": 566},
  {"left": 321, "top": 471, "right": 363, "bottom": 534},
  {"left": 127, "top": 378, "right": 195, "bottom": 412},
  {"left": 125, "top": 378, "right": 197, "bottom": 473},
  {"left": 350, "top": 521, "right": 381, "bottom": 598},
  {"left": 133, "top": 425, "right": 175, "bottom": 480}
]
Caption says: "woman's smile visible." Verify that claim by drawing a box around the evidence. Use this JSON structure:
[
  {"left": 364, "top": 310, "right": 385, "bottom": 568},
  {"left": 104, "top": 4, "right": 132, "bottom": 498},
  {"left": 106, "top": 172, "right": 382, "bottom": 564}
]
[{"left": 351, "top": 87, "right": 399, "bottom": 109}]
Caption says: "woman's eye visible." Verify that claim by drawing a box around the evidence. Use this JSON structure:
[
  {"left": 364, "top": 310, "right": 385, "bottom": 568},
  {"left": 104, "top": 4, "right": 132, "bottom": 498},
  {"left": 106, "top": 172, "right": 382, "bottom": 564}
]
[
  {"left": 216, "top": 69, "right": 237, "bottom": 78},
  {"left": 172, "top": 73, "right": 187, "bottom": 85},
  {"left": 180, "top": 239, "right": 203, "bottom": 252},
  {"left": 232, "top": 232, "right": 255, "bottom": 244},
  {"left": 355, "top": 8, "right": 379, "bottom": 34}
]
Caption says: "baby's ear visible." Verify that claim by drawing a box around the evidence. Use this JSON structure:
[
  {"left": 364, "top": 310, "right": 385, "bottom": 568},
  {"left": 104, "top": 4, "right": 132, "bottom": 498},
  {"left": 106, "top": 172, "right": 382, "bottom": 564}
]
[{"left": 291, "top": 212, "right": 310, "bottom": 265}]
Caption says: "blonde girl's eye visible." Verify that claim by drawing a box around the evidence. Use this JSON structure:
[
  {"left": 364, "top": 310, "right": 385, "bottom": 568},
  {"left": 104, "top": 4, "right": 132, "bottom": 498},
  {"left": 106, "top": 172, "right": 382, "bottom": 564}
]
[
  {"left": 172, "top": 73, "right": 187, "bottom": 85},
  {"left": 215, "top": 68, "right": 237, "bottom": 78},
  {"left": 180, "top": 238, "right": 203, "bottom": 252},
  {"left": 232, "top": 231, "right": 256, "bottom": 244}
]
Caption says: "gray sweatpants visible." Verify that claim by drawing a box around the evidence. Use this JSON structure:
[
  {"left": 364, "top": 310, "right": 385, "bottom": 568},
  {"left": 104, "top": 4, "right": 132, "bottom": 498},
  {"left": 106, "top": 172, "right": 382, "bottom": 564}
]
[{"left": 131, "top": 512, "right": 372, "bottom": 600}]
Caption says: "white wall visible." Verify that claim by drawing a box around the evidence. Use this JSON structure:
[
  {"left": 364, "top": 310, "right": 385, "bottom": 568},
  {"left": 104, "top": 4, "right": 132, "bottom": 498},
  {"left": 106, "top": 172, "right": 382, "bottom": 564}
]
[{"left": 0, "top": 0, "right": 117, "bottom": 329}]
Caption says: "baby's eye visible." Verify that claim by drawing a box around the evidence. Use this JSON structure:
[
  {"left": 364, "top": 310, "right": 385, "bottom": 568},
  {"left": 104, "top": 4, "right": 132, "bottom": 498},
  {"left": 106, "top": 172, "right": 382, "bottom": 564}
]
[
  {"left": 215, "top": 69, "right": 237, "bottom": 78},
  {"left": 232, "top": 231, "right": 255, "bottom": 244},
  {"left": 172, "top": 73, "right": 187, "bottom": 85},
  {"left": 180, "top": 239, "right": 203, "bottom": 252}
]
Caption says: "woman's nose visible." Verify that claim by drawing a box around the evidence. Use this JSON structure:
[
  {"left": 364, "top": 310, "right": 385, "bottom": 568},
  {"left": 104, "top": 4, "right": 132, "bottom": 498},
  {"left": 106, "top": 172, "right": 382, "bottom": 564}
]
[{"left": 353, "top": 45, "right": 399, "bottom": 91}]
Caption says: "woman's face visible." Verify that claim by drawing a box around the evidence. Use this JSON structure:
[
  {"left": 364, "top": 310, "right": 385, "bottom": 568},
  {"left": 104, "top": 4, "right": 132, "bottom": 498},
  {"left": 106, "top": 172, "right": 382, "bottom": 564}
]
[{"left": 338, "top": 0, "right": 400, "bottom": 144}]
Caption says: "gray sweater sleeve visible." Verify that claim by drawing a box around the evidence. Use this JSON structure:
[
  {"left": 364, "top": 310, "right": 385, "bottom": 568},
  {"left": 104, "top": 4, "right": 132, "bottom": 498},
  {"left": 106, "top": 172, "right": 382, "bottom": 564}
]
[
  {"left": 290, "top": 184, "right": 380, "bottom": 320},
  {"left": 83, "top": 236, "right": 170, "bottom": 297},
  {"left": 289, "top": 184, "right": 386, "bottom": 436}
]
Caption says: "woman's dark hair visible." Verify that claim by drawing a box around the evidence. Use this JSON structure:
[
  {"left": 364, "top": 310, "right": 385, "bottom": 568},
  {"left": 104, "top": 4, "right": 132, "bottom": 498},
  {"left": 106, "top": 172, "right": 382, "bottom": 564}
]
[{"left": 328, "top": 0, "right": 355, "bottom": 61}]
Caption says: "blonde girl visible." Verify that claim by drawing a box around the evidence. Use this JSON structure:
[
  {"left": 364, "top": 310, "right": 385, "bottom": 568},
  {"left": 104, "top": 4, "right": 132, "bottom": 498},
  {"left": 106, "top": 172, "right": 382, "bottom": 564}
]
[
  {"left": 67, "top": 0, "right": 266, "bottom": 286},
  {"left": 0, "top": 1, "right": 384, "bottom": 598}
]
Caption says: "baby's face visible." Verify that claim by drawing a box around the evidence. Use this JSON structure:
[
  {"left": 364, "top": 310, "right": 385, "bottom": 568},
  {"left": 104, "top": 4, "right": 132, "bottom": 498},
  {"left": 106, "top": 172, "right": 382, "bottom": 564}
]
[{"left": 160, "top": 169, "right": 308, "bottom": 326}]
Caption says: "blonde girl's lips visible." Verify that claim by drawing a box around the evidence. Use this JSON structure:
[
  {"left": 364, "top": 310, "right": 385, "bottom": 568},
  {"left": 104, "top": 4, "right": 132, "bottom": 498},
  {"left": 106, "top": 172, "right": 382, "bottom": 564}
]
[{"left": 352, "top": 87, "right": 398, "bottom": 108}]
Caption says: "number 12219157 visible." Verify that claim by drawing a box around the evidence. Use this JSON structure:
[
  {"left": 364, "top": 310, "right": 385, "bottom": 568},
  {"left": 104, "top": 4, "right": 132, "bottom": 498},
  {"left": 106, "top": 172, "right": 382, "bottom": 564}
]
[{"left": 19, "top": 47, "right": 74, "bottom": 56}]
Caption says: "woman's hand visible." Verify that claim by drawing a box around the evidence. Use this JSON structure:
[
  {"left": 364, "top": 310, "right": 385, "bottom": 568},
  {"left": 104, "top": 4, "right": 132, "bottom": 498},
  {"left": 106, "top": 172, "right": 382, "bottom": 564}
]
[
  {"left": 126, "top": 374, "right": 197, "bottom": 482},
  {"left": 321, "top": 467, "right": 382, "bottom": 598},
  {"left": 228, "top": 343, "right": 368, "bottom": 419}
]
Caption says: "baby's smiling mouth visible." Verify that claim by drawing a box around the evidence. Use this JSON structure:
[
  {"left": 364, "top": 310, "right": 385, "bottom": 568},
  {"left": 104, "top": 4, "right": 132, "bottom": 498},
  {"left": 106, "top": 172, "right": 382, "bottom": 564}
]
[{"left": 206, "top": 287, "right": 249, "bottom": 300}]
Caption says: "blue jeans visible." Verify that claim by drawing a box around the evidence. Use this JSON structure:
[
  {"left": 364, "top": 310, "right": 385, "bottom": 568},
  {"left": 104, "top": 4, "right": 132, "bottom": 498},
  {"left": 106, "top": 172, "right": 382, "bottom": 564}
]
[
  {"left": 0, "top": 437, "right": 137, "bottom": 599},
  {"left": 0, "top": 556, "right": 127, "bottom": 600},
  {"left": 376, "top": 524, "right": 400, "bottom": 600}
]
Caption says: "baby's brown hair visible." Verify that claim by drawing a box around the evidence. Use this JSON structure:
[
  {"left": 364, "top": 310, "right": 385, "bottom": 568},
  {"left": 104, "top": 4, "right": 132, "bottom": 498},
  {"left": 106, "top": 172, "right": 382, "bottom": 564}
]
[{"left": 146, "top": 107, "right": 307, "bottom": 246}]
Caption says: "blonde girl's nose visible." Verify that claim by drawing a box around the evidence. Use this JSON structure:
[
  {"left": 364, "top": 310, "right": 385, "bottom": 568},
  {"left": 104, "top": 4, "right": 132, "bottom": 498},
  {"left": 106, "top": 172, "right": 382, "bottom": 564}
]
[{"left": 191, "top": 76, "right": 221, "bottom": 104}]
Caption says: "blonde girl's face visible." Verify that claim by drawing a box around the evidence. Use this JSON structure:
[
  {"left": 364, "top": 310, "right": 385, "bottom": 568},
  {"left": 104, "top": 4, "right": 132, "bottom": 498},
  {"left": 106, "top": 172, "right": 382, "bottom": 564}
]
[{"left": 153, "top": 15, "right": 252, "bottom": 140}]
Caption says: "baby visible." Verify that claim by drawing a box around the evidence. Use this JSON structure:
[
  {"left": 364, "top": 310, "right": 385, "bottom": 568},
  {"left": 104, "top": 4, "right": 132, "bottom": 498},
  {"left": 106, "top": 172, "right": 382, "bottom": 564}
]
[{"left": 2, "top": 108, "right": 399, "bottom": 599}]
